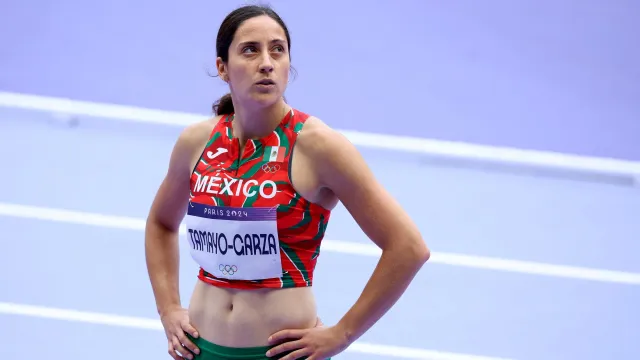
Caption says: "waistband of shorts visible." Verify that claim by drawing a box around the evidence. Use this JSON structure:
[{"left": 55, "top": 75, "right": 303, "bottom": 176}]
[{"left": 188, "top": 334, "right": 273, "bottom": 359}]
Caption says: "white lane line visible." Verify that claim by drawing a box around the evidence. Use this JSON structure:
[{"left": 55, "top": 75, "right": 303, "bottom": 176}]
[
  {"left": 1, "top": 91, "right": 639, "bottom": 180},
  {"left": 1, "top": 202, "right": 639, "bottom": 285},
  {"left": 0, "top": 302, "right": 513, "bottom": 360}
]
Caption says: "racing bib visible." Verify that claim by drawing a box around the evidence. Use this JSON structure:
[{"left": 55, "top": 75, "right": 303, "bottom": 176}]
[{"left": 185, "top": 202, "right": 283, "bottom": 281}]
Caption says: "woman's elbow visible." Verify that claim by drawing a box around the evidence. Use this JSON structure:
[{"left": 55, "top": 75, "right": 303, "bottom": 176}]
[
  {"left": 391, "top": 231, "right": 430, "bottom": 266},
  {"left": 412, "top": 237, "right": 431, "bottom": 265},
  {"left": 403, "top": 225, "right": 430, "bottom": 263}
]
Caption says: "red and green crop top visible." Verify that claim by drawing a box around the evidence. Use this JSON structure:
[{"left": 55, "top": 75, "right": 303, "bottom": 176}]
[{"left": 185, "top": 109, "right": 331, "bottom": 290}]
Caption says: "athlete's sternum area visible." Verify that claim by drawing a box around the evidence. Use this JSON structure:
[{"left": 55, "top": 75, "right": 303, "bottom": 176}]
[{"left": 188, "top": 281, "right": 317, "bottom": 347}]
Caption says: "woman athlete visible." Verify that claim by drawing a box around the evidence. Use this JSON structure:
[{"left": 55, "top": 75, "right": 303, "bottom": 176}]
[{"left": 144, "top": 5, "right": 430, "bottom": 360}]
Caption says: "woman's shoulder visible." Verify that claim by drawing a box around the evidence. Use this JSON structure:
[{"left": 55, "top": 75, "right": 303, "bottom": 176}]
[
  {"left": 176, "top": 115, "right": 224, "bottom": 148},
  {"left": 295, "top": 114, "right": 350, "bottom": 160},
  {"left": 169, "top": 115, "right": 224, "bottom": 166}
]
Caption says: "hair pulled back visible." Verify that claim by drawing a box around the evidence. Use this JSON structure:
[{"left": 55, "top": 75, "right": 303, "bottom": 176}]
[{"left": 212, "top": 5, "right": 292, "bottom": 116}]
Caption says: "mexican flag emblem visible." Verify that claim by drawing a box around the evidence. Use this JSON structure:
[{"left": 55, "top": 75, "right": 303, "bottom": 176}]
[{"left": 263, "top": 146, "right": 285, "bottom": 162}]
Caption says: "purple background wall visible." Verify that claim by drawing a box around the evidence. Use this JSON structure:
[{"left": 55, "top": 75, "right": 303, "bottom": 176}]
[{"left": 1, "top": 0, "right": 639, "bottom": 160}]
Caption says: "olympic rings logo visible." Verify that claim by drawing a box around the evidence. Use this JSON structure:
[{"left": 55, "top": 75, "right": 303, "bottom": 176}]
[
  {"left": 219, "top": 264, "right": 238, "bottom": 276},
  {"left": 262, "top": 163, "right": 281, "bottom": 173}
]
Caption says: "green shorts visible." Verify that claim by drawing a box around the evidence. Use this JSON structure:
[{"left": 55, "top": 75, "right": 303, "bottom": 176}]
[{"left": 186, "top": 334, "right": 331, "bottom": 360}]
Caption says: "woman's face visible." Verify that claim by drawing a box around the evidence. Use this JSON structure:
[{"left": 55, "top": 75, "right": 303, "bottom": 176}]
[{"left": 218, "top": 15, "right": 290, "bottom": 108}]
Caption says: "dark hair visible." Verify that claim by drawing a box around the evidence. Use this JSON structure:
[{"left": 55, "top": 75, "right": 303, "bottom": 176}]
[{"left": 212, "top": 4, "right": 293, "bottom": 116}]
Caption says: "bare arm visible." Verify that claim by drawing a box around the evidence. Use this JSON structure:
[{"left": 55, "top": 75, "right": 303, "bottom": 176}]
[
  {"left": 145, "top": 123, "right": 206, "bottom": 316},
  {"left": 307, "top": 121, "right": 430, "bottom": 344}
]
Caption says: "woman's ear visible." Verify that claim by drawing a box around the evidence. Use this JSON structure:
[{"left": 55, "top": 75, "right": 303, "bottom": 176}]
[{"left": 216, "top": 57, "right": 228, "bottom": 82}]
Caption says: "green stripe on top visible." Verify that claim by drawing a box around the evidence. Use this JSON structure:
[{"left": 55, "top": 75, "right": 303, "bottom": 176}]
[
  {"left": 274, "top": 126, "right": 291, "bottom": 157},
  {"left": 290, "top": 202, "right": 311, "bottom": 229},
  {"left": 240, "top": 140, "right": 263, "bottom": 166},
  {"left": 205, "top": 131, "right": 222, "bottom": 148},
  {"left": 281, "top": 270, "right": 295, "bottom": 288},
  {"left": 278, "top": 193, "right": 300, "bottom": 212},
  {"left": 239, "top": 160, "right": 264, "bottom": 179},
  {"left": 311, "top": 245, "right": 321, "bottom": 261},
  {"left": 311, "top": 213, "right": 327, "bottom": 241},
  {"left": 281, "top": 243, "right": 310, "bottom": 285}
]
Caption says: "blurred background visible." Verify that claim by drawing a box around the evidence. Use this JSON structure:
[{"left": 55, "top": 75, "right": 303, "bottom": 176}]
[{"left": 1, "top": 0, "right": 639, "bottom": 359}]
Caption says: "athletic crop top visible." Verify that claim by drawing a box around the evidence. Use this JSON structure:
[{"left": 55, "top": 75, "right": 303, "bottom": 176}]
[{"left": 185, "top": 109, "right": 332, "bottom": 290}]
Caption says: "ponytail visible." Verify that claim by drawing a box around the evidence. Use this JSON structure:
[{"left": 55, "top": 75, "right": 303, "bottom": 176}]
[{"left": 212, "top": 93, "right": 234, "bottom": 115}]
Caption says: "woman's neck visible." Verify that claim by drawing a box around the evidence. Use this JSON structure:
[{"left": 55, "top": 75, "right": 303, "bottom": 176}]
[{"left": 232, "top": 98, "right": 290, "bottom": 143}]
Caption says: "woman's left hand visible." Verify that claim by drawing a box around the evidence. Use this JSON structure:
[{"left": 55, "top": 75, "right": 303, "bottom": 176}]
[{"left": 266, "top": 324, "right": 349, "bottom": 360}]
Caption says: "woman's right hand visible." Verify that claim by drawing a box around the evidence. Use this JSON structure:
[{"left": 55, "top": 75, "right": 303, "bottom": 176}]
[{"left": 160, "top": 306, "right": 201, "bottom": 360}]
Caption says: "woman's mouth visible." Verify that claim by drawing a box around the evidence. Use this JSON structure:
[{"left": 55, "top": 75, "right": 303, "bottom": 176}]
[{"left": 255, "top": 79, "right": 276, "bottom": 90}]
